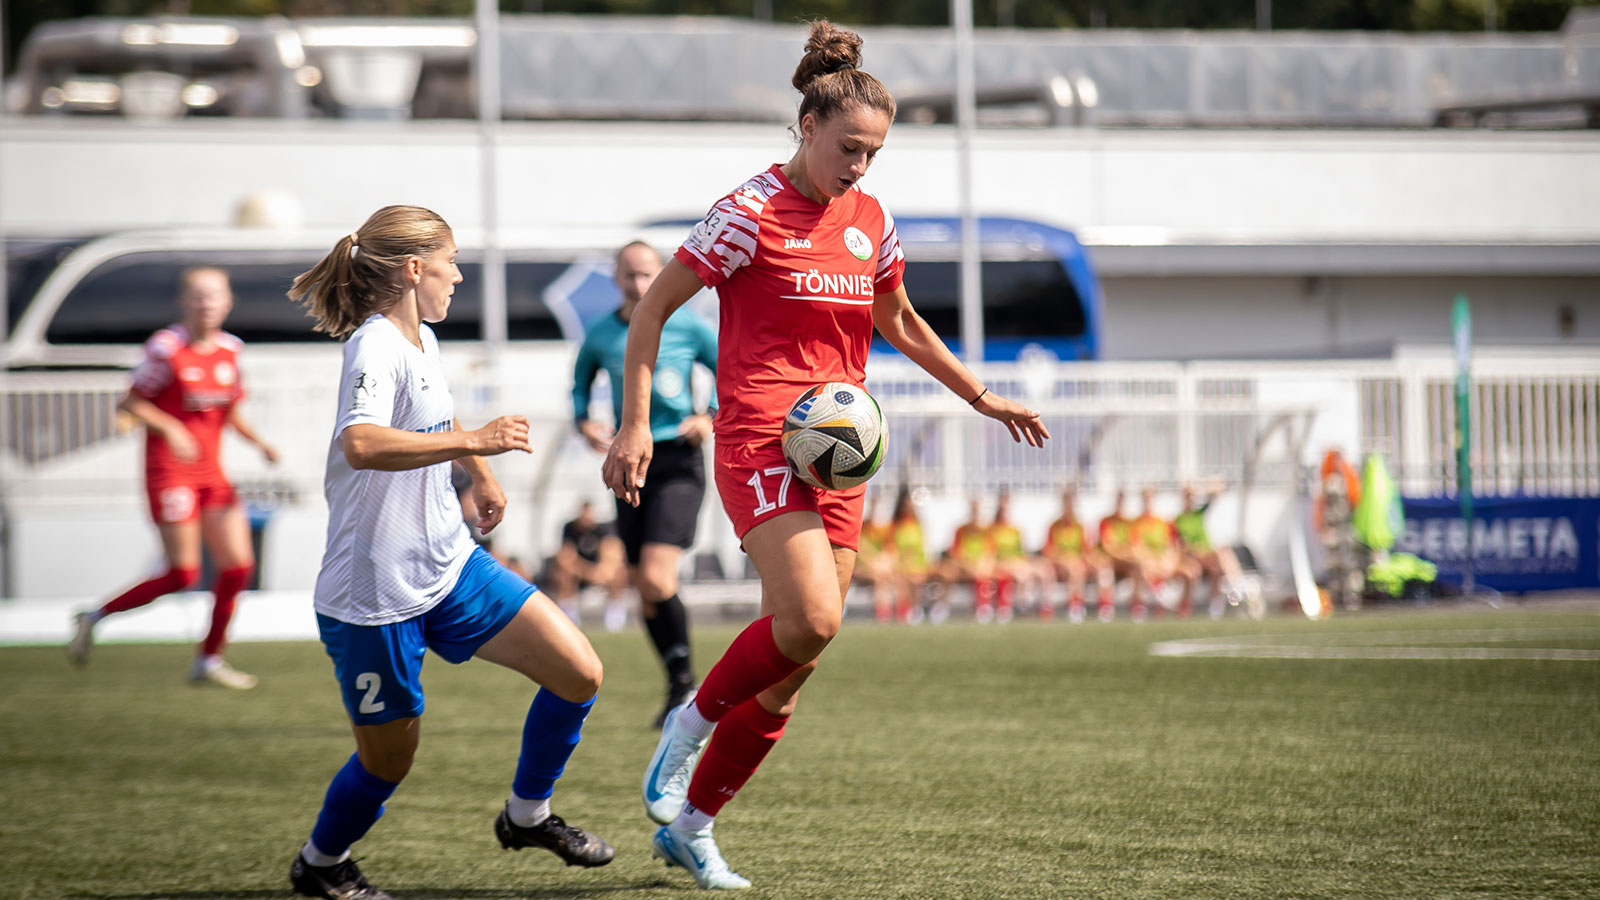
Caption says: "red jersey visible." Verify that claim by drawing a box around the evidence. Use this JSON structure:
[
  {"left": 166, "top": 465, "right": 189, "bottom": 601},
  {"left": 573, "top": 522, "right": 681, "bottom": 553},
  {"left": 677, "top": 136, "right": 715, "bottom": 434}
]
[
  {"left": 130, "top": 325, "right": 244, "bottom": 482},
  {"left": 675, "top": 164, "right": 905, "bottom": 442}
]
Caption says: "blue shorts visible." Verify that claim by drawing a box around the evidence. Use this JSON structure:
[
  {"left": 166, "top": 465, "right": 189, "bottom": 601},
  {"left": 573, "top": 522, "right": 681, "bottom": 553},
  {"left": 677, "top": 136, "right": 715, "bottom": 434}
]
[{"left": 318, "top": 545, "right": 537, "bottom": 726}]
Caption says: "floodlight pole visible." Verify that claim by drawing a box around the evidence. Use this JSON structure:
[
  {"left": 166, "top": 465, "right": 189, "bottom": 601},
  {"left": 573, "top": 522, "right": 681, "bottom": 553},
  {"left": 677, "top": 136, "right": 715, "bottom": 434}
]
[
  {"left": 952, "top": 0, "right": 984, "bottom": 364},
  {"left": 475, "top": 0, "right": 508, "bottom": 349}
]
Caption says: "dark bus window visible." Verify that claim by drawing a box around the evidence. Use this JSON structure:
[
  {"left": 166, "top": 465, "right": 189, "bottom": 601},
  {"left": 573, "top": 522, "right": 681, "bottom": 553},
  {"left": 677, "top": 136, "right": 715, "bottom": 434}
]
[
  {"left": 46, "top": 254, "right": 571, "bottom": 346},
  {"left": 899, "top": 259, "right": 1085, "bottom": 340},
  {"left": 433, "top": 261, "right": 564, "bottom": 341},
  {"left": 7, "top": 239, "right": 84, "bottom": 333},
  {"left": 46, "top": 255, "right": 328, "bottom": 345}
]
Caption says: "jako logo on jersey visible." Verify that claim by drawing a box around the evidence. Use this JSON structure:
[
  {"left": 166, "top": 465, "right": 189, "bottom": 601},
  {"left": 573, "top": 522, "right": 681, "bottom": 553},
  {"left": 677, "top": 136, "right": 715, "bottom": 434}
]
[
  {"left": 786, "top": 270, "right": 875, "bottom": 298},
  {"left": 414, "top": 420, "right": 452, "bottom": 434},
  {"left": 843, "top": 227, "right": 873, "bottom": 261},
  {"left": 784, "top": 237, "right": 813, "bottom": 250}
]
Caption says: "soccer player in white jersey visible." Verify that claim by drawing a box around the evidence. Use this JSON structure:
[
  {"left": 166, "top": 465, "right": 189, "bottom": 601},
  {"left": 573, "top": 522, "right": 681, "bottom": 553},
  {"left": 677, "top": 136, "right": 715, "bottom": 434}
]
[{"left": 284, "top": 206, "right": 613, "bottom": 900}]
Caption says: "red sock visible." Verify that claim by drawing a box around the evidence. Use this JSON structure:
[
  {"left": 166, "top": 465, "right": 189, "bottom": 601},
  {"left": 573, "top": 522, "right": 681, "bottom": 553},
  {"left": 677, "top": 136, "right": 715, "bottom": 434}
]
[
  {"left": 202, "top": 566, "right": 252, "bottom": 657},
  {"left": 100, "top": 567, "right": 199, "bottom": 616},
  {"left": 685, "top": 700, "right": 788, "bottom": 816},
  {"left": 996, "top": 575, "right": 1015, "bottom": 614},
  {"left": 693, "top": 616, "right": 803, "bottom": 723}
]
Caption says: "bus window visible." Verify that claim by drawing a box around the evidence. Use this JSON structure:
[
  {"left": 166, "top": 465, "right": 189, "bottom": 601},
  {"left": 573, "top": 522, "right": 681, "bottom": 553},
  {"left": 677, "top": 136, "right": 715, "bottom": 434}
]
[
  {"left": 44, "top": 255, "right": 327, "bottom": 345},
  {"left": 435, "top": 261, "right": 563, "bottom": 341},
  {"left": 898, "top": 257, "right": 1087, "bottom": 347},
  {"left": 39, "top": 253, "right": 576, "bottom": 349},
  {"left": 6, "top": 239, "right": 84, "bottom": 334}
]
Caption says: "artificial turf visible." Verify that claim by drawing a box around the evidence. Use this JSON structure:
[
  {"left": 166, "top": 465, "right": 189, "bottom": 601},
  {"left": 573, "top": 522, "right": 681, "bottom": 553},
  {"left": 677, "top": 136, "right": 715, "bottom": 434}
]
[{"left": 2, "top": 603, "right": 1597, "bottom": 899}]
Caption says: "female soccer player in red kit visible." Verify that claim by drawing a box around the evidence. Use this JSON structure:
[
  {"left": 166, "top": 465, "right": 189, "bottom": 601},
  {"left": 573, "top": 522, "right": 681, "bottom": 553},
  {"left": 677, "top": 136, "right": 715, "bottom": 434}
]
[
  {"left": 68, "top": 267, "right": 279, "bottom": 688},
  {"left": 603, "top": 21, "right": 1050, "bottom": 889}
]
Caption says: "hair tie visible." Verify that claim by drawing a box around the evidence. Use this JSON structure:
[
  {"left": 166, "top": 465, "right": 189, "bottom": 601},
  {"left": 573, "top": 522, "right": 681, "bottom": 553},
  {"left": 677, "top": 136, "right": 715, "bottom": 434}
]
[{"left": 348, "top": 232, "right": 360, "bottom": 259}]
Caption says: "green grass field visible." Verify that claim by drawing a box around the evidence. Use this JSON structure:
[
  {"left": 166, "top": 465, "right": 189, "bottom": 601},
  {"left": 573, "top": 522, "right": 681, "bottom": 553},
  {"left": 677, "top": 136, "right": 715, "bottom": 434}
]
[{"left": 4, "top": 604, "right": 1598, "bottom": 900}]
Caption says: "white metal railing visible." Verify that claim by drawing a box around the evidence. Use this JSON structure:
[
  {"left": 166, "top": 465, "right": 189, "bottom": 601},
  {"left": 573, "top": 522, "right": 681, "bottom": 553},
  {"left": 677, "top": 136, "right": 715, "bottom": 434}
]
[
  {"left": 1, "top": 353, "right": 1596, "bottom": 597},
  {"left": 5, "top": 356, "right": 1597, "bottom": 500}
]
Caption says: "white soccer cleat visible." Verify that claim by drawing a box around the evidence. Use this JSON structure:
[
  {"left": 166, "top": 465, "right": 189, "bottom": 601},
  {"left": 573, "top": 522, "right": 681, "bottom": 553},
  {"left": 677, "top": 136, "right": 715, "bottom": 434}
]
[
  {"left": 68, "top": 612, "right": 95, "bottom": 666},
  {"left": 189, "top": 658, "right": 259, "bottom": 690},
  {"left": 652, "top": 823, "right": 751, "bottom": 890},
  {"left": 642, "top": 704, "right": 710, "bottom": 825}
]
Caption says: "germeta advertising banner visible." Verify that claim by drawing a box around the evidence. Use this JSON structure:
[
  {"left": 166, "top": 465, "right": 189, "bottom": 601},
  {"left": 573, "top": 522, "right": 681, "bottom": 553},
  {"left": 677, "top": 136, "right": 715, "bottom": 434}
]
[{"left": 1399, "top": 496, "right": 1600, "bottom": 591}]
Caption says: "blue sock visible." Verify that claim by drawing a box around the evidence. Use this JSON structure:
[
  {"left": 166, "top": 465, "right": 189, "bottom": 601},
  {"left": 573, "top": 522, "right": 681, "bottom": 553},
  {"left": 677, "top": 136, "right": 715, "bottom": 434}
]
[
  {"left": 308, "top": 753, "right": 399, "bottom": 859},
  {"left": 512, "top": 688, "right": 595, "bottom": 800}
]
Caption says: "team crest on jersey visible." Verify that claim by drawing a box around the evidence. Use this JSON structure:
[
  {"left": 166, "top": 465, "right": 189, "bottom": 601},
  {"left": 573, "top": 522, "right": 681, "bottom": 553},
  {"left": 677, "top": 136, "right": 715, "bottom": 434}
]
[
  {"left": 843, "top": 227, "right": 873, "bottom": 261},
  {"left": 213, "top": 360, "right": 236, "bottom": 386}
]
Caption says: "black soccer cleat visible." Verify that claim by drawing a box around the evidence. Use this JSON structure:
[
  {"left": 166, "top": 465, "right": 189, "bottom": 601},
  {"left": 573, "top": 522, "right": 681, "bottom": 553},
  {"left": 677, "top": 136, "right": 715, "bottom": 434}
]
[
  {"left": 289, "top": 852, "right": 393, "bottom": 900},
  {"left": 494, "top": 805, "right": 615, "bottom": 867}
]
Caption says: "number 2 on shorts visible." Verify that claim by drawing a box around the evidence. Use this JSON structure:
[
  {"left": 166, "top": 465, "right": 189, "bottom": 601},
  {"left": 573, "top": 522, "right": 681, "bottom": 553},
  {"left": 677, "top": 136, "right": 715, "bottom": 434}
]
[
  {"left": 355, "top": 672, "right": 386, "bottom": 714},
  {"left": 748, "top": 466, "right": 794, "bottom": 517}
]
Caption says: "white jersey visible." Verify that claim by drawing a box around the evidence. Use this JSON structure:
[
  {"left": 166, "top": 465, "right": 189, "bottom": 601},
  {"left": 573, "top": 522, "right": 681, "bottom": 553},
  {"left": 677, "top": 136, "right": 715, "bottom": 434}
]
[{"left": 314, "top": 315, "right": 475, "bottom": 625}]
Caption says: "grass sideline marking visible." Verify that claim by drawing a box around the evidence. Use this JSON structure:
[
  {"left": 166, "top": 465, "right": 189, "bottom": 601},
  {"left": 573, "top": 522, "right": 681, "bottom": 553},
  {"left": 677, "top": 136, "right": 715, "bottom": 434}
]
[{"left": 1150, "top": 627, "right": 1600, "bottom": 661}]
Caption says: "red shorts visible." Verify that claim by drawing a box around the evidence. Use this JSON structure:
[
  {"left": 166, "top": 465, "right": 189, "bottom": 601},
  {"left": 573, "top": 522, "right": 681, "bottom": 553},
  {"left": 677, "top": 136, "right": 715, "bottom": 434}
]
[
  {"left": 146, "top": 476, "right": 237, "bottom": 525},
  {"left": 714, "top": 436, "right": 865, "bottom": 551}
]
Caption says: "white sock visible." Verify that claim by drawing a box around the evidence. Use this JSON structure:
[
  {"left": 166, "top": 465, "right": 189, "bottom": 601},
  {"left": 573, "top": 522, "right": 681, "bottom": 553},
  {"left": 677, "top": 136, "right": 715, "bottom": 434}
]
[
  {"left": 506, "top": 793, "right": 551, "bottom": 827},
  {"left": 85, "top": 610, "right": 105, "bottom": 625},
  {"left": 675, "top": 700, "right": 714, "bottom": 740},
  {"left": 675, "top": 802, "right": 714, "bottom": 833},
  {"left": 300, "top": 839, "right": 348, "bottom": 867}
]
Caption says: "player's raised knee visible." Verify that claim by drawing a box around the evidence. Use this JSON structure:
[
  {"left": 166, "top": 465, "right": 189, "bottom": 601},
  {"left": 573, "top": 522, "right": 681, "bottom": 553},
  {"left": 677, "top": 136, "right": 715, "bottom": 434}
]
[{"left": 549, "top": 650, "right": 603, "bottom": 703}]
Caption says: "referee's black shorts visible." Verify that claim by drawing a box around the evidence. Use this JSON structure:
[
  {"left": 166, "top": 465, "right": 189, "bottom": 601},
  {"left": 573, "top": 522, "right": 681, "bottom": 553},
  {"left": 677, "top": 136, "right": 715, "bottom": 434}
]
[{"left": 614, "top": 437, "right": 706, "bottom": 566}]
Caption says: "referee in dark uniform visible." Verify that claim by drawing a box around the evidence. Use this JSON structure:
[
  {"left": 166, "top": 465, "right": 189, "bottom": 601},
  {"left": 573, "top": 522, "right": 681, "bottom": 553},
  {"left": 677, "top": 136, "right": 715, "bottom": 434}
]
[{"left": 572, "top": 241, "right": 717, "bottom": 727}]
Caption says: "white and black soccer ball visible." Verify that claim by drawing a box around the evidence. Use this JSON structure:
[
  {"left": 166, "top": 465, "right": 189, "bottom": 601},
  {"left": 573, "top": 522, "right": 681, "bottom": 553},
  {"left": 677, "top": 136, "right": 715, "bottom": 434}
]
[{"left": 781, "top": 382, "right": 887, "bottom": 490}]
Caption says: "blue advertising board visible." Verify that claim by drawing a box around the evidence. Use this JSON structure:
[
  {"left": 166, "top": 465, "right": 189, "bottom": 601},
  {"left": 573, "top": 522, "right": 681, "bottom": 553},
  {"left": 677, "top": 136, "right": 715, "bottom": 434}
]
[{"left": 1399, "top": 496, "right": 1600, "bottom": 592}]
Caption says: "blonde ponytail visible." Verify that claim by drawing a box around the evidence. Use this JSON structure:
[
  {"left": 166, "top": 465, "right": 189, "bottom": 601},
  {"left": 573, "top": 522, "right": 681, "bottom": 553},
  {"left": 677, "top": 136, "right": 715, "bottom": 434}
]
[{"left": 290, "top": 205, "right": 454, "bottom": 340}]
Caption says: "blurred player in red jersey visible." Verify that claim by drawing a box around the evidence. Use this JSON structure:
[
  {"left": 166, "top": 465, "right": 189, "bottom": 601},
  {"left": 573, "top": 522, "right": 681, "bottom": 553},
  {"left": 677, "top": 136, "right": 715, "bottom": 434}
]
[
  {"left": 68, "top": 268, "right": 278, "bottom": 688},
  {"left": 603, "top": 20, "right": 1050, "bottom": 889}
]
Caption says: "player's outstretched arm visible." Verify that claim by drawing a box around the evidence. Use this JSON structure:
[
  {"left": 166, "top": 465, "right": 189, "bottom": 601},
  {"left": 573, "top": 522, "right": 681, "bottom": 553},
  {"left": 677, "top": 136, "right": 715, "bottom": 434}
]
[
  {"left": 602, "top": 259, "right": 703, "bottom": 506},
  {"left": 871, "top": 286, "right": 1051, "bottom": 447},
  {"left": 342, "top": 416, "right": 530, "bottom": 472}
]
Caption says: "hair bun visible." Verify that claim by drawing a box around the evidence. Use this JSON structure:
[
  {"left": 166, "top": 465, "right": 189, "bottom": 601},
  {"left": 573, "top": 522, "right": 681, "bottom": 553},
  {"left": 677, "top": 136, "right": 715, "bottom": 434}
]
[{"left": 792, "top": 20, "right": 864, "bottom": 93}]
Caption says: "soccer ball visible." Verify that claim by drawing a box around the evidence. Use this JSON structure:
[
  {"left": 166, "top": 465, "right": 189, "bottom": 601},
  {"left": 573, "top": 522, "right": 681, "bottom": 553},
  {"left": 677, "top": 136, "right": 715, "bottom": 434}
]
[{"left": 781, "top": 382, "right": 887, "bottom": 490}]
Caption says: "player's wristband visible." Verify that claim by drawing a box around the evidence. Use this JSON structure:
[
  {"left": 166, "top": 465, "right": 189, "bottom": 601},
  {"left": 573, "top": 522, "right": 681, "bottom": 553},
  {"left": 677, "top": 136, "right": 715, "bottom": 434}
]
[{"left": 968, "top": 387, "right": 988, "bottom": 406}]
